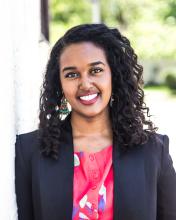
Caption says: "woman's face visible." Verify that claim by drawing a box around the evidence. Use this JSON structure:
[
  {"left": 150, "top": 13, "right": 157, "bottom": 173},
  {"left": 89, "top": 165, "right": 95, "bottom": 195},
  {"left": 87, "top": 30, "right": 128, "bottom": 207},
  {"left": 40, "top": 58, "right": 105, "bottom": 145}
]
[{"left": 59, "top": 42, "right": 112, "bottom": 118}]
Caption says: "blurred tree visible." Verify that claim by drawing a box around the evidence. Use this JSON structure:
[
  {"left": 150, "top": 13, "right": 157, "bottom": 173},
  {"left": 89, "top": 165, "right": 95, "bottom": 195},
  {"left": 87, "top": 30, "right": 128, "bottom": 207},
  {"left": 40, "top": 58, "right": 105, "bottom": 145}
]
[
  {"left": 50, "top": 0, "right": 176, "bottom": 59},
  {"left": 50, "top": 0, "right": 91, "bottom": 24},
  {"left": 101, "top": 0, "right": 142, "bottom": 28},
  {"left": 163, "top": 0, "right": 176, "bottom": 24},
  {"left": 49, "top": 0, "right": 91, "bottom": 43}
]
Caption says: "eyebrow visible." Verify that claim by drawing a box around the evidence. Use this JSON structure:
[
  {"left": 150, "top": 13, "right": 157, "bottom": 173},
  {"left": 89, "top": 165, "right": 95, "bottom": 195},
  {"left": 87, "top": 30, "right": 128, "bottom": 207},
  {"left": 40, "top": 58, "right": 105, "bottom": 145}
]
[{"left": 62, "top": 61, "right": 105, "bottom": 72}]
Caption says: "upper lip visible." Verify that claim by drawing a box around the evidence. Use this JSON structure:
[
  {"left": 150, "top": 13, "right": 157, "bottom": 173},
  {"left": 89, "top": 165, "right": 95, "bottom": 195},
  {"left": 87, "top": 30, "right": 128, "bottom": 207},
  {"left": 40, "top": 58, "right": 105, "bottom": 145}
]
[{"left": 77, "top": 91, "right": 99, "bottom": 97}]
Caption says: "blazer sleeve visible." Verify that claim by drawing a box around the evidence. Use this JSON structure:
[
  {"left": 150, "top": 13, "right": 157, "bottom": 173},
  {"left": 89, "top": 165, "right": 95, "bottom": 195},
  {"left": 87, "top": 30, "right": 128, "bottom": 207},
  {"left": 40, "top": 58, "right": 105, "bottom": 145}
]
[
  {"left": 15, "top": 134, "right": 34, "bottom": 220},
  {"left": 157, "top": 135, "right": 176, "bottom": 220}
]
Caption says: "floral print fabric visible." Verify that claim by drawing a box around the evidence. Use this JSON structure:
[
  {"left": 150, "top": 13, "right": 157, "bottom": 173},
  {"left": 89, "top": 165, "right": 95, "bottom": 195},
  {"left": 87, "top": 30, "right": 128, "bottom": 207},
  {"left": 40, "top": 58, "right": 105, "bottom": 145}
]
[{"left": 72, "top": 145, "right": 113, "bottom": 220}]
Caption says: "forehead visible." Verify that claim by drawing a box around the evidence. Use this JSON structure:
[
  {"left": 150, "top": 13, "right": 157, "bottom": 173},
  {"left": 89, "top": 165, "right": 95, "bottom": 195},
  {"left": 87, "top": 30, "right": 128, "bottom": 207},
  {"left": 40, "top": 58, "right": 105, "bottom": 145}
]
[{"left": 59, "top": 42, "right": 108, "bottom": 66}]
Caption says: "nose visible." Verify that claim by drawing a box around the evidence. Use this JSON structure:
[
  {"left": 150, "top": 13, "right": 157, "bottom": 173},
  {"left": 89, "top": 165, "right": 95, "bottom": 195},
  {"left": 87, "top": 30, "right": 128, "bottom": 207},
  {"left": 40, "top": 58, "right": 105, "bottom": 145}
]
[{"left": 78, "top": 75, "right": 93, "bottom": 90}]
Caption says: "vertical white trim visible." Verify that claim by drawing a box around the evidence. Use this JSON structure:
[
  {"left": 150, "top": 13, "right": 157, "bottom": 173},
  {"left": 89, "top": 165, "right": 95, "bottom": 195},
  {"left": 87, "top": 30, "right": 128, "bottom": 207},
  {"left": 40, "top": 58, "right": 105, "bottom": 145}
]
[
  {"left": 91, "top": 0, "right": 101, "bottom": 23},
  {"left": 0, "top": 0, "right": 42, "bottom": 219}
]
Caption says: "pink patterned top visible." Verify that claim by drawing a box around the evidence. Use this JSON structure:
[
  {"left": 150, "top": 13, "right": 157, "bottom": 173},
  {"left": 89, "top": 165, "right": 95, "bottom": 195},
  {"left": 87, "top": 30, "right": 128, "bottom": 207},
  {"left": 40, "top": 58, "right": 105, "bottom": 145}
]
[{"left": 72, "top": 145, "right": 114, "bottom": 220}]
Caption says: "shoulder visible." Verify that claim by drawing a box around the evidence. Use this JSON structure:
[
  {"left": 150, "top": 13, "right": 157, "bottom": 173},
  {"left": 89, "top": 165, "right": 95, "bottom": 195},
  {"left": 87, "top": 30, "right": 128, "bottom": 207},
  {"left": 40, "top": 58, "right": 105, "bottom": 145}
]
[
  {"left": 135, "top": 133, "right": 169, "bottom": 171},
  {"left": 148, "top": 135, "right": 176, "bottom": 217},
  {"left": 16, "top": 129, "right": 39, "bottom": 142},
  {"left": 142, "top": 133, "right": 175, "bottom": 177},
  {"left": 15, "top": 130, "right": 40, "bottom": 167},
  {"left": 142, "top": 132, "right": 169, "bottom": 155}
]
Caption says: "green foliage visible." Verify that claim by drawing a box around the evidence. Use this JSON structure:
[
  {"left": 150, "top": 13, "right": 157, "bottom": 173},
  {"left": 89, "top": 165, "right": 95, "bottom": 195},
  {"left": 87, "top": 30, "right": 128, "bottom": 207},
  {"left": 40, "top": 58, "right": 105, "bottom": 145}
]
[
  {"left": 51, "top": 0, "right": 91, "bottom": 24},
  {"left": 50, "top": 0, "right": 176, "bottom": 59},
  {"left": 163, "top": 0, "right": 176, "bottom": 23},
  {"left": 165, "top": 72, "right": 176, "bottom": 90},
  {"left": 100, "top": 0, "right": 176, "bottom": 59},
  {"left": 101, "top": 0, "right": 143, "bottom": 27},
  {"left": 50, "top": 0, "right": 91, "bottom": 43}
]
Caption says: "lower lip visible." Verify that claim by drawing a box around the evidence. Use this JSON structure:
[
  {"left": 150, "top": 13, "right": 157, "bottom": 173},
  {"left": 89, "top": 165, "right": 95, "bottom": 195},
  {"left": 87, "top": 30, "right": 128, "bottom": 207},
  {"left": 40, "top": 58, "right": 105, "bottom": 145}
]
[{"left": 78, "top": 94, "right": 99, "bottom": 105}]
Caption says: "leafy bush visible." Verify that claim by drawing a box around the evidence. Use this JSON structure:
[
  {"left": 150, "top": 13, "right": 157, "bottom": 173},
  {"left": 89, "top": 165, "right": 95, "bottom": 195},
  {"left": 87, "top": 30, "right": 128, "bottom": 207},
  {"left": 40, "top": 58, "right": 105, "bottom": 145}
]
[{"left": 165, "top": 72, "right": 176, "bottom": 90}]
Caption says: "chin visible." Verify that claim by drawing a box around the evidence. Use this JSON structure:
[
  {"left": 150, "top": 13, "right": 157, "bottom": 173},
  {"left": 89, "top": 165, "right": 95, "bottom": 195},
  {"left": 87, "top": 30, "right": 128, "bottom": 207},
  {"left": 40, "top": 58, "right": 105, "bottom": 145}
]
[{"left": 77, "top": 109, "right": 108, "bottom": 119}]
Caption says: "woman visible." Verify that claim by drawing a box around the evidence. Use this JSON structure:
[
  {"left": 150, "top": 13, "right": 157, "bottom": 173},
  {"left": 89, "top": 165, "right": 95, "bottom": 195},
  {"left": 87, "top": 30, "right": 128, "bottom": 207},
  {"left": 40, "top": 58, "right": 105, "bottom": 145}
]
[{"left": 15, "top": 24, "right": 176, "bottom": 220}]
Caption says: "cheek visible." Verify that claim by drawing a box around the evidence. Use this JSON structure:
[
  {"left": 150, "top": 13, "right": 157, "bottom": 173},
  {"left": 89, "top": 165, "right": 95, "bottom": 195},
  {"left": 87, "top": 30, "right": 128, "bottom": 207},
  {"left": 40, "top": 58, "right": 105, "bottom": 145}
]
[
  {"left": 63, "top": 88, "right": 72, "bottom": 97},
  {"left": 60, "top": 77, "right": 71, "bottom": 94},
  {"left": 62, "top": 85, "right": 76, "bottom": 102},
  {"left": 102, "top": 74, "right": 112, "bottom": 92}
]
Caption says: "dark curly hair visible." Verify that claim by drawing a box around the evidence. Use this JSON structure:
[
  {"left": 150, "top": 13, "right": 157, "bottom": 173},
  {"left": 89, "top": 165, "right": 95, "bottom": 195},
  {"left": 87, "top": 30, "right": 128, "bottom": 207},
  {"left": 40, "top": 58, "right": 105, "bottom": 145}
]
[{"left": 39, "top": 23, "right": 157, "bottom": 159}]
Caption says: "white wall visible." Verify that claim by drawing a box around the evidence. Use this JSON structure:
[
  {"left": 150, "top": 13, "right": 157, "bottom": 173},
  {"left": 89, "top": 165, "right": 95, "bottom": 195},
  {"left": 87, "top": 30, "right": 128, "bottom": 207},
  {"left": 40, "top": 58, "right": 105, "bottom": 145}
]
[
  {"left": 142, "top": 59, "right": 176, "bottom": 84},
  {"left": 0, "top": 0, "right": 49, "bottom": 219}
]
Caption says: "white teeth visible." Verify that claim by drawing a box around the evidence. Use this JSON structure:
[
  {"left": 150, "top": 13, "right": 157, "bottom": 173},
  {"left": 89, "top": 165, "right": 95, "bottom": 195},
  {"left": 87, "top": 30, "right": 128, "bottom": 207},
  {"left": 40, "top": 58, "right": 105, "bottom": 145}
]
[{"left": 80, "top": 93, "right": 98, "bottom": 101}]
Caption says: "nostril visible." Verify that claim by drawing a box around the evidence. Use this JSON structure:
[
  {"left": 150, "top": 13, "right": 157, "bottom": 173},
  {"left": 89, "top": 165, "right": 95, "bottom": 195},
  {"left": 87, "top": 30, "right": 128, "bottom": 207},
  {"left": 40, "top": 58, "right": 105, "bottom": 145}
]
[{"left": 79, "top": 82, "right": 93, "bottom": 90}]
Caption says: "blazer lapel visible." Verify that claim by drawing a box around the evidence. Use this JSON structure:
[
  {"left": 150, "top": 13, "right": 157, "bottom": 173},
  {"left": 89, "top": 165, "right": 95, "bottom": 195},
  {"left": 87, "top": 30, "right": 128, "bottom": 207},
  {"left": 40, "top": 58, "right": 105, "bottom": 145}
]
[
  {"left": 38, "top": 115, "right": 74, "bottom": 220},
  {"left": 113, "top": 138, "right": 147, "bottom": 220}
]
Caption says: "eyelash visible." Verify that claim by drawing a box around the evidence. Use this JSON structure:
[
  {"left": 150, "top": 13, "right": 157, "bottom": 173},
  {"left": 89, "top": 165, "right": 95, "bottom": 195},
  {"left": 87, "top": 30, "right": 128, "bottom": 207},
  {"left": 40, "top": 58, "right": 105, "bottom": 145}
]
[
  {"left": 65, "top": 72, "right": 78, "bottom": 78},
  {"left": 91, "top": 67, "right": 103, "bottom": 74},
  {"left": 65, "top": 68, "right": 103, "bottom": 78}
]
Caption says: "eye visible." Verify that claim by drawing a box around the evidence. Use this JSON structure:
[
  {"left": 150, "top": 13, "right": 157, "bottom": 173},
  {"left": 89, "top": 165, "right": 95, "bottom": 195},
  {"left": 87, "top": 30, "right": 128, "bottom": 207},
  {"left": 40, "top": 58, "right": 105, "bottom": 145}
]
[
  {"left": 90, "top": 67, "right": 103, "bottom": 74},
  {"left": 65, "top": 72, "right": 79, "bottom": 78}
]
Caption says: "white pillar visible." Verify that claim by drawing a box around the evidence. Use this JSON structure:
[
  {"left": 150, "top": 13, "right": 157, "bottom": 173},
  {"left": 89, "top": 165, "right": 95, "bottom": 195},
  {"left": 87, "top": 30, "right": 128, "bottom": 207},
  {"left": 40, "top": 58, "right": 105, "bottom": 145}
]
[
  {"left": 0, "top": 0, "right": 44, "bottom": 219},
  {"left": 13, "top": 0, "right": 41, "bottom": 134},
  {"left": 91, "top": 0, "right": 101, "bottom": 23},
  {"left": 0, "top": 1, "right": 17, "bottom": 219}
]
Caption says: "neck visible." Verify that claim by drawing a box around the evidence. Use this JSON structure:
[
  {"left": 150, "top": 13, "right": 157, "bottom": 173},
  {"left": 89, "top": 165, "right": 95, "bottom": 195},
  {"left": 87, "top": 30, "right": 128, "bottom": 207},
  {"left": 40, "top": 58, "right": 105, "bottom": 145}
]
[{"left": 71, "top": 110, "right": 112, "bottom": 138}]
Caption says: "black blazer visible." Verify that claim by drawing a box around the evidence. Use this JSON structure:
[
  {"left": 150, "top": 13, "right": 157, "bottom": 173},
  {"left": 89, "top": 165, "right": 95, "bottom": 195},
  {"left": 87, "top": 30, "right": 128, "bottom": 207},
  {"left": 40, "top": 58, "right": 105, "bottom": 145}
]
[{"left": 15, "top": 117, "right": 176, "bottom": 220}]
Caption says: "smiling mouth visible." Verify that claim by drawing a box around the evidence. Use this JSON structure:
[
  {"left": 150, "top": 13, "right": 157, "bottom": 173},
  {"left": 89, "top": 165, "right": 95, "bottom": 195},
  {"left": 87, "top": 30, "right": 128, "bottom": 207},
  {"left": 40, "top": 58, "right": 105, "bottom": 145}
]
[
  {"left": 79, "top": 93, "right": 98, "bottom": 101},
  {"left": 78, "top": 93, "right": 100, "bottom": 105}
]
